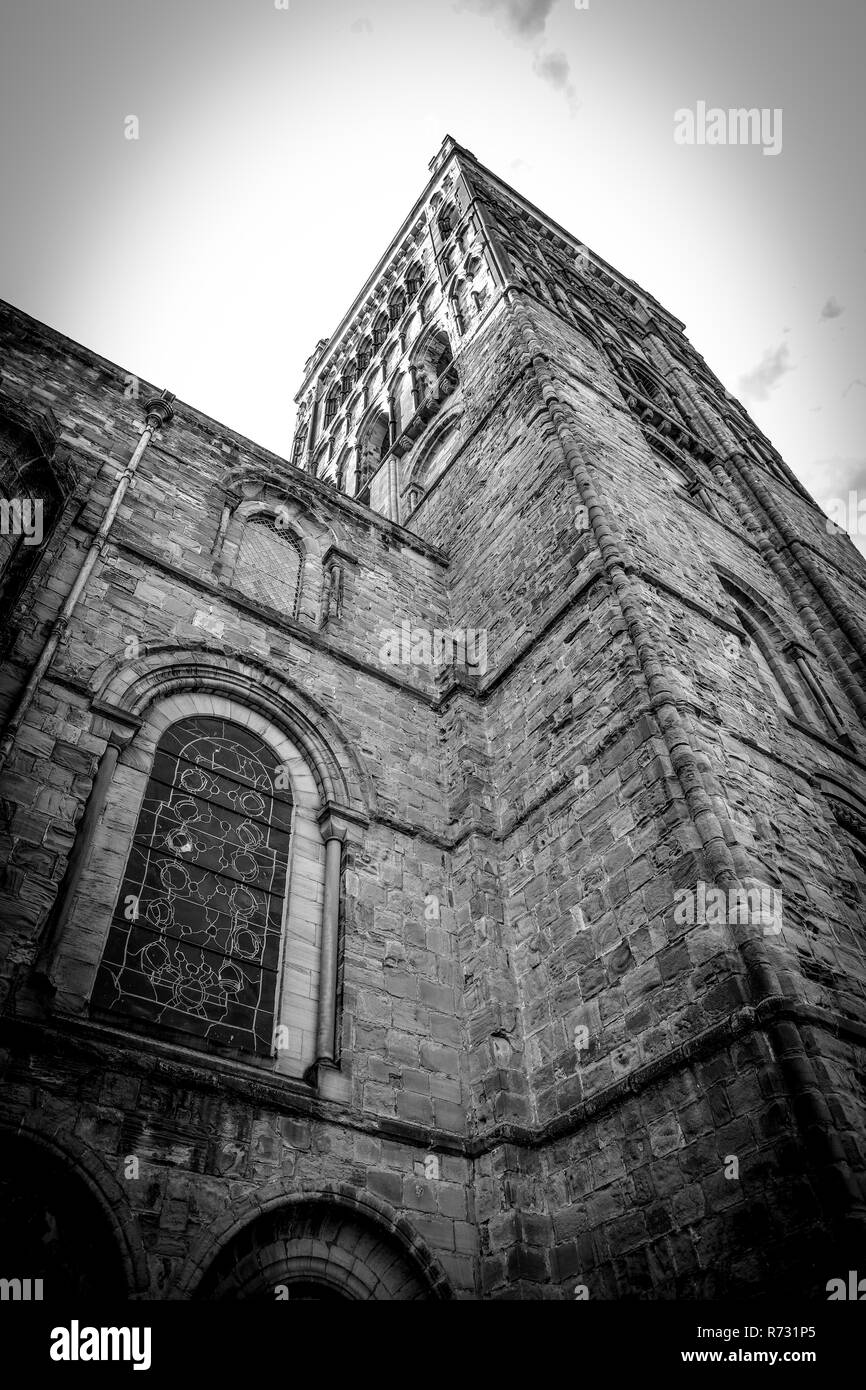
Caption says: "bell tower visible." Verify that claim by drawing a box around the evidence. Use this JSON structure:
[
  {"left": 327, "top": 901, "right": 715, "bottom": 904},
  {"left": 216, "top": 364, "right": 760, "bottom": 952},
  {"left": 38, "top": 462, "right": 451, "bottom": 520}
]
[{"left": 295, "top": 134, "right": 866, "bottom": 1296}]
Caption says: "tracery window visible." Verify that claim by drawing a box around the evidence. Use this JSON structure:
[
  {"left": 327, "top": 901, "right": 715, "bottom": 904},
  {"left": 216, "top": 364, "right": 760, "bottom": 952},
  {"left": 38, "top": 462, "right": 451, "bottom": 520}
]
[
  {"left": 324, "top": 389, "right": 339, "bottom": 425},
  {"left": 233, "top": 517, "right": 303, "bottom": 616},
  {"left": 91, "top": 716, "right": 293, "bottom": 1057}
]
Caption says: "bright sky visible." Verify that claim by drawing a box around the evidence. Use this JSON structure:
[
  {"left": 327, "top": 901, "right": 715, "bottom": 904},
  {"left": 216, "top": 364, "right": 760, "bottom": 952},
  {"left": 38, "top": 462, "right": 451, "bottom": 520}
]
[{"left": 1, "top": 0, "right": 864, "bottom": 549}]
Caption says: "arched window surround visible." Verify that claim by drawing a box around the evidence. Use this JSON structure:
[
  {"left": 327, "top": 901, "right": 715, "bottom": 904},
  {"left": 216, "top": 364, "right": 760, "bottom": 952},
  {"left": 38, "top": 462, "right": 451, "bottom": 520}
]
[
  {"left": 215, "top": 491, "right": 340, "bottom": 630},
  {"left": 45, "top": 674, "right": 368, "bottom": 1089},
  {"left": 404, "top": 406, "right": 463, "bottom": 507},
  {"left": 324, "top": 387, "right": 340, "bottom": 425},
  {"left": 718, "top": 574, "right": 839, "bottom": 732},
  {"left": 354, "top": 408, "right": 391, "bottom": 499},
  {"left": 90, "top": 713, "right": 295, "bottom": 1057},
  {"left": 372, "top": 314, "right": 389, "bottom": 349}
]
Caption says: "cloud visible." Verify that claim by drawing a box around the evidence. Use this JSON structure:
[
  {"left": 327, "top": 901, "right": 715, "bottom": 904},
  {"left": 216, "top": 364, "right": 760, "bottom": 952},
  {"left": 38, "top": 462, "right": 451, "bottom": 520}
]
[
  {"left": 533, "top": 49, "right": 575, "bottom": 100},
  {"left": 820, "top": 295, "right": 844, "bottom": 320},
  {"left": 458, "top": 0, "right": 557, "bottom": 38},
  {"left": 351, "top": 17, "right": 373, "bottom": 32},
  {"left": 458, "top": 0, "right": 576, "bottom": 105},
  {"left": 737, "top": 343, "right": 793, "bottom": 402},
  {"left": 842, "top": 378, "right": 865, "bottom": 397}
]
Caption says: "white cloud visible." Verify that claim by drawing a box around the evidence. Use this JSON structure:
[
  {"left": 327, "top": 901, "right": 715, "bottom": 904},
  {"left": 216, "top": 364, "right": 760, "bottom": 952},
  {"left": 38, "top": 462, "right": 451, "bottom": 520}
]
[{"left": 738, "top": 343, "right": 793, "bottom": 402}]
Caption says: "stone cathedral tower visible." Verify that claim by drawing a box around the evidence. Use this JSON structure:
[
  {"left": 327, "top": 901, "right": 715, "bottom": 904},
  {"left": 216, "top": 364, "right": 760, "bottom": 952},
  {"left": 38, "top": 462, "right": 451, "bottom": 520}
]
[{"left": 0, "top": 135, "right": 864, "bottom": 1301}]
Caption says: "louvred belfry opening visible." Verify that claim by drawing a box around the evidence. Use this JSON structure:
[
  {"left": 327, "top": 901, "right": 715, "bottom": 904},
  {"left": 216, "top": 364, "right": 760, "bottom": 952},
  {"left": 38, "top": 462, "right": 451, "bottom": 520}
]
[{"left": 92, "top": 717, "right": 293, "bottom": 1056}]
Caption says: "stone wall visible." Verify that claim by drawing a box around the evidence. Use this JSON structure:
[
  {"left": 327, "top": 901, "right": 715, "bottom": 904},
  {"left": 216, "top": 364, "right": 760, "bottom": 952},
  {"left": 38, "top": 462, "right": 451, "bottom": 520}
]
[{"left": 1, "top": 131, "right": 865, "bottom": 1302}]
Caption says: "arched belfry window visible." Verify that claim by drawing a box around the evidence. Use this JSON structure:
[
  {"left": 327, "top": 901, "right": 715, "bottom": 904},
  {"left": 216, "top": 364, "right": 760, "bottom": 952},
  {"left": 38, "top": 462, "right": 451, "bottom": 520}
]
[
  {"left": 91, "top": 716, "right": 293, "bottom": 1057},
  {"left": 389, "top": 289, "right": 406, "bottom": 326},
  {"left": 356, "top": 412, "right": 390, "bottom": 497},
  {"left": 373, "top": 313, "right": 389, "bottom": 349},
  {"left": 406, "top": 263, "right": 422, "bottom": 299},
  {"left": 234, "top": 517, "right": 303, "bottom": 616}
]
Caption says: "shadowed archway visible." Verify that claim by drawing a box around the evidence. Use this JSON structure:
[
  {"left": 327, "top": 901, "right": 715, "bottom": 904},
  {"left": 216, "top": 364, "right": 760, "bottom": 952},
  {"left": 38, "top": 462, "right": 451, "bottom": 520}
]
[
  {"left": 191, "top": 1193, "right": 449, "bottom": 1301},
  {"left": 0, "top": 1136, "right": 129, "bottom": 1301}
]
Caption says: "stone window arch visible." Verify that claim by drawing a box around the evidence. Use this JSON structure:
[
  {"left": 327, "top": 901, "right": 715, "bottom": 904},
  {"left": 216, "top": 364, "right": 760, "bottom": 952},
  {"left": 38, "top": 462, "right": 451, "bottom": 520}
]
[
  {"left": 90, "top": 715, "right": 293, "bottom": 1057},
  {"left": 45, "top": 682, "right": 365, "bottom": 1086},
  {"left": 739, "top": 615, "right": 797, "bottom": 718},
  {"left": 341, "top": 363, "right": 357, "bottom": 399},
  {"left": 725, "top": 590, "right": 825, "bottom": 729},
  {"left": 390, "top": 371, "right": 413, "bottom": 438},
  {"left": 233, "top": 515, "right": 304, "bottom": 618},
  {"left": 407, "top": 410, "right": 462, "bottom": 498},
  {"left": 388, "top": 288, "right": 407, "bottom": 327},
  {"left": 437, "top": 205, "right": 454, "bottom": 240},
  {"left": 291, "top": 424, "right": 308, "bottom": 466},
  {"left": 373, "top": 313, "right": 389, "bottom": 349},
  {"left": 406, "top": 263, "right": 423, "bottom": 299},
  {"left": 418, "top": 287, "right": 436, "bottom": 324},
  {"left": 324, "top": 387, "right": 340, "bottom": 425},
  {"left": 355, "top": 410, "right": 391, "bottom": 498},
  {"left": 451, "top": 279, "right": 472, "bottom": 334},
  {"left": 411, "top": 326, "right": 455, "bottom": 403},
  {"left": 356, "top": 337, "right": 372, "bottom": 372},
  {"left": 335, "top": 445, "right": 352, "bottom": 493}
]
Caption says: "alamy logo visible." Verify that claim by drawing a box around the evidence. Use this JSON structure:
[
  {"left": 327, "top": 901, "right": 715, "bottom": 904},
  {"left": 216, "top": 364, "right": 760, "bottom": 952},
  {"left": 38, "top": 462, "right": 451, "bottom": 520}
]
[
  {"left": 379, "top": 620, "right": 488, "bottom": 674},
  {"left": 826, "top": 1271, "right": 866, "bottom": 1300},
  {"left": 0, "top": 497, "right": 43, "bottom": 546},
  {"left": 49, "top": 1321, "right": 152, "bottom": 1371},
  {"left": 674, "top": 881, "right": 782, "bottom": 934},
  {"left": 674, "top": 102, "right": 783, "bottom": 157},
  {"left": 824, "top": 491, "right": 866, "bottom": 537},
  {"left": 0, "top": 1277, "right": 43, "bottom": 1300}
]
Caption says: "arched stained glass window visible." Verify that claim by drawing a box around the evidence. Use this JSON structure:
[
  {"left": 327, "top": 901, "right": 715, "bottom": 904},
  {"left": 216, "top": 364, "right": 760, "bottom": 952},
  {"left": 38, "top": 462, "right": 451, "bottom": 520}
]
[
  {"left": 234, "top": 517, "right": 303, "bottom": 616},
  {"left": 92, "top": 716, "right": 293, "bottom": 1056}
]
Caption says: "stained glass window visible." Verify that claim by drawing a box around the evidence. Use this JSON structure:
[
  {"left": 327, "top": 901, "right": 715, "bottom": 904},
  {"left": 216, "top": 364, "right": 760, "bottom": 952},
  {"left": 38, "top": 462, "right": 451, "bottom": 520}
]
[
  {"left": 234, "top": 518, "right": 303, "bottom": 616},
  {"left": 92, "top": 716, "right": 293, "bottom": 1057}
]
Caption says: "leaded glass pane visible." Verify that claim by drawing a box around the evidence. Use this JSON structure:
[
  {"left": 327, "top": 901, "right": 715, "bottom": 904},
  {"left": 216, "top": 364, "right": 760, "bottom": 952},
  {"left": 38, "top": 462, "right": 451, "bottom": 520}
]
[
  {"left": 92, "top": 716, "right": 293, "bottom": 1056},
  {"left": 234, "top": 519, "right": 302, "bottom": 617}
]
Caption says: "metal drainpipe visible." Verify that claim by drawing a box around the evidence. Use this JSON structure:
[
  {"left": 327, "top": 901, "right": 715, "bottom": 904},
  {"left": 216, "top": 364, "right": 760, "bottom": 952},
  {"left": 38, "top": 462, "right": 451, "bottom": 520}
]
[{"left": 0, "top": 391, "right": 175, "bottom": 772}]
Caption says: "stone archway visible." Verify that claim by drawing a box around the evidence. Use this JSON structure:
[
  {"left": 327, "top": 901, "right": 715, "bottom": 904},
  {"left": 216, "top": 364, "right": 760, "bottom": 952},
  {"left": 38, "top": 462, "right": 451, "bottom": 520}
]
[
  {"left": 0, "top": 1133, "right": 130, "bottom": 1301},
  {"left": 192, "top": 1196, "right": 445, "bottom": 1301}
]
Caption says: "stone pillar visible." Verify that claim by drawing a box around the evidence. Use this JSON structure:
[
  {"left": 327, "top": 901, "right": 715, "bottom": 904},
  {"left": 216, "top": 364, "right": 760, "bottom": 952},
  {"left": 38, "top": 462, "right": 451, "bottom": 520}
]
[
  {"left": 316, "top": 816, "right": 345, "bottom": 1066},
  {"left": 306, "top": 808, "right": 363, "bottom": 1100}
]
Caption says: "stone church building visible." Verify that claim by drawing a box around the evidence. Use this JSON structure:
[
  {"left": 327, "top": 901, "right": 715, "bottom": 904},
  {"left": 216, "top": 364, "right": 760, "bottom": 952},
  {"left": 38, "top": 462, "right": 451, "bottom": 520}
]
[{"left": 1, "top": 135, "right": 865, "bottom": 1300}]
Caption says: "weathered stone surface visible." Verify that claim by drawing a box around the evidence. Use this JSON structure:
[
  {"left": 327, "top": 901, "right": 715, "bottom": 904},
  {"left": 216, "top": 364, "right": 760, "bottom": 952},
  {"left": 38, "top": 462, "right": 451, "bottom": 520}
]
[{"left": 0, "top": 135, "right": 865, "bottom": 1301}]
